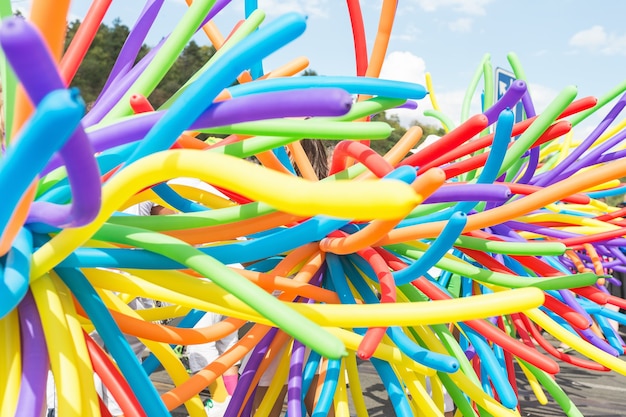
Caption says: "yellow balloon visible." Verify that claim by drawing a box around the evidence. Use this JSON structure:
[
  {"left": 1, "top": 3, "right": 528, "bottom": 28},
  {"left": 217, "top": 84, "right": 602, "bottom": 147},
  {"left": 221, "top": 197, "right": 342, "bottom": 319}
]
[
  {"left": 517, "top": 360, "right": 548, "bottom": 405},
  {"left": 31, "top": 150, "right": 420, "bottom": 280},
  {"left": 282, "top": 288, "right": 544, "bottom": 328},
  {"left": 99, "top": 290, "right": 206, "bottom": 417},
  {"left": 344, "top": 351, "right": 368, "bottom": 417},
  {"left": 31, "top": 274, "right": 84, "bottom": 417},
  {"left": 52, "top": 274, "right": 100, "bottom": 417},
  {"left": 526, "top": 308, "right": 626, "bottom": 376},
  {"left": 334, "top": 360, "right": 351, "bottom": 417},
  {"left": 0, "top": 310, "right": 20, "bottom": 417},
  {"left": 87, "top": 266, "right": 544, "bottom": 329}
]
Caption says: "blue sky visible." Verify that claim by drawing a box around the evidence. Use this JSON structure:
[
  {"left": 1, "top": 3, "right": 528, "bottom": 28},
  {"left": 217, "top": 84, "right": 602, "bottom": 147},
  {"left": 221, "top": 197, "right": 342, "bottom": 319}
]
[{"left": 12, "top": 0, "right": 626, "bottom": 136}]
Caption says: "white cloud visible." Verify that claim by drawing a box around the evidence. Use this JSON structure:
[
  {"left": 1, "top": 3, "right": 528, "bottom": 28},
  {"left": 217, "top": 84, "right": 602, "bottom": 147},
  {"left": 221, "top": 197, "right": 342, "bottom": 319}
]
[
  {"left": 379, "top": 50, "right": 483, "bottom": 128},
  {"left": 377, "top": 51, "right": 591, "bottom": 134},
  {"left": 412, "top": 0, "right": 494, "bottom": 16},
  {"left": 570, "top": 25, "right": 607, "bottom": 48},
  {"left": 448, "top": 17, "right": 472, "bottom": 33},
  {"left": 380, "top": 51, "right": 427, "bottom": 85},
  {"left": 569, "top": 25, "right": 626, "bottom": 55}
]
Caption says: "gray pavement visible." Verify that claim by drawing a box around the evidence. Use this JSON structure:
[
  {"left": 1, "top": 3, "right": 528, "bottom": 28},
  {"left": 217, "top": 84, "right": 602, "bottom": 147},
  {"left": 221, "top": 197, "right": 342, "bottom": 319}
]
[
  {"left": 516, "top": 359, "right": 626, "bottom": 417},
  {"left": 153, "top": 352, "right": 626, "bottom": 416},
  {"left": 149, "top": 326, "right": 626, "bottom": 416}
]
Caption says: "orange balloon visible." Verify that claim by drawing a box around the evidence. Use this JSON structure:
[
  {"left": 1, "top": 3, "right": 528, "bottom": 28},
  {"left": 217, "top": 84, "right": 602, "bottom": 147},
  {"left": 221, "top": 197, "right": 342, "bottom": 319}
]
[
  {"left": 364, "top": 0, "right": 397, "bottom": 78},
  {"left": 161, "top": 324, "right": 273, "bottom": 410},
  {"left": 377, "top": 158, "right": 626, "bottom": 245},
  {"left": 319, "top": 168, "right": 445, "bottom": 254},
  {"left": 0, "top": 182, "right": 36, "bottom": 256}
]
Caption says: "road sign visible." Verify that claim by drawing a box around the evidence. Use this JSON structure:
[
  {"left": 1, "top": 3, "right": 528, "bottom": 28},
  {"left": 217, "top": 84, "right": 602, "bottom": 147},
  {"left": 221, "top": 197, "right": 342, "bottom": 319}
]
[{"left": 495, "top": 67, "right": 524, "bottom": 122}]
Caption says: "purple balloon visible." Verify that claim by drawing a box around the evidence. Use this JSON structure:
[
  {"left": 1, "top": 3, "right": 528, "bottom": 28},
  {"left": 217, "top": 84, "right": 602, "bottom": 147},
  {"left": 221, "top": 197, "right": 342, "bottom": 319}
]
[
  {"left": 488, "top": 223, "right": 527, "bottom": 243},
  {"left": 224, "top": 328, "right": 279, "bottom": 417},
  {"left": 84, "top": 39, "right": 163, "bottom": 127},
  {"left": 286, "top": 269, "right": 324, "bottom": 416},
  {"left": 97, "top": 0, "right": 165, "bottom": 103},
  {"left": 515, "top": 88, "right": 540, "bottom": 183},
  {"left": 423, "top": 183, "right": 511, "bottom": 204},
  {"left": 0, "top": 17, "right": 101, "bottom": 228},
  {"left": 90, "top": 0, "right": 234, "bottom": 125},
  {"left": 395, "top": 99, "right": 418, "bottom": 110},
  {"left": 483, "top": 79, "right": 526, "bottom": 125},
  {"left": 579, "top": 326, "right": 620, "bottom": 356},
  {"left": 26, "top": 127, "right": 101, "bottom": 227},
  {"left": 505, "top": 220, "right": 626, "bottom": 247},
  {"left": 44, "top": 87, "right": 354, "bottom": 175},
  {"left": 557, "top": 289, "right": 593, "bottom": 326},
  {"left": 552, "top": 118, "right": 626, "bottom": 183},
  {"left": 199, "top": 0, "right": 234, "bottom": 29},
  {"left": 15, "top": 290, "right": 49, "bottom": 417},
  {"left": 532, "top": 92, "right": 626, "bottom": 187},
  {"left": 594, "top": 148, "right": 626, "bottom": 165},
  {"left": 287, "top": 340, "right": 306, "bottom": 417}
]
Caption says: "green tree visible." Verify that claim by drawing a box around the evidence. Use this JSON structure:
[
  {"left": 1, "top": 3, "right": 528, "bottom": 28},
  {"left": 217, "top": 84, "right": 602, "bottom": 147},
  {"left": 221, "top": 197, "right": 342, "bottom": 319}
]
[
  {"left": 148, "top": 40, "right": 216, "bottom": 108},
  {"left": 411, "top": 119, "right": 445, "bottom": 138},
  {"left": 64, "top": 18, "right": 148, "bottom": 105},
  {"left": 64, "top": 19, "right": 215, "bottom": 110},
  {"left": 367, "top": 113, "right": 446, "bottom": 155},
  {"left": 368, "top": 112, "right": 406, "bottom": 155}
]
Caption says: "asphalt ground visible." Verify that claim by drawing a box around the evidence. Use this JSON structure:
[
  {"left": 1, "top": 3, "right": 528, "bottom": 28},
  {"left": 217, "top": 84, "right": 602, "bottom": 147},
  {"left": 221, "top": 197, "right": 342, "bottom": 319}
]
[{"left": 152, "top": 341, "right": 626, "bottom": 417}]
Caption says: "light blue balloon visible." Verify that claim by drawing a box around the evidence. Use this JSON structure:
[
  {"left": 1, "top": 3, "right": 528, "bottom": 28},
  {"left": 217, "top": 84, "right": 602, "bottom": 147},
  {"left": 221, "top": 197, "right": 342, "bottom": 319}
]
[
  {"left": 310, "top": 358, "right": 341, "bottom": 417},
  {"left": 335, "top": 255, "right": 458, "bottom": 373},
  {"left": 229, "top": 75, "right": 428, "bottom": 100},
  {"left": 460, "top": 324, "right": 517, "bottom": 409},
  {"left": 393, "top": 211, "right": 467, "bottom": 285},
  {"left": 0, "top": 89, "right": 84, "bottom": 239},
  {"left": 117, "top": 12, "right": 308, "bottom": 171},
  {"left": 0, "top": 227, "right": 32, "bottom": 318},
  {"left": 58, "top": 267, "right": 170, "bottom": 417}
]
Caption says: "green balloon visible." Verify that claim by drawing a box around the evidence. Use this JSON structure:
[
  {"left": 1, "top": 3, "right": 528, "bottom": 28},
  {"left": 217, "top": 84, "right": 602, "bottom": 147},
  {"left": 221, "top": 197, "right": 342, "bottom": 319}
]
[
  {"left": 388, "top": 243, "right": 598, "bottom": 290},
  {"left": 95, "top": 223, "right": 347, "bottom": 359},
  {"left": 518, "top": 359, "right": 584, "bottom": 417}
]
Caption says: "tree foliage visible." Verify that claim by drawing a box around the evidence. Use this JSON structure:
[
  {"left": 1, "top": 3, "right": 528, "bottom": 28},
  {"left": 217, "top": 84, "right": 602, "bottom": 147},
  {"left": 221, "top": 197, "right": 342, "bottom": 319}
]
[
  {"left": 64, "top": 19, "right": 215, "bottom": 109},
  {"left": 148, "top": 40, "right": 216, "bottom": 108},
  {"left": 369, "top": 112, "right": 406, "bottom": 154},
  {"left": 64, "top": 19, "right": 147, "bottom": 105},
  {"left": 65, "top": 19, "right": 442, "bottom": 153},
  {"left": 369, "top": 112, "right": 445, "bottom": 155}
]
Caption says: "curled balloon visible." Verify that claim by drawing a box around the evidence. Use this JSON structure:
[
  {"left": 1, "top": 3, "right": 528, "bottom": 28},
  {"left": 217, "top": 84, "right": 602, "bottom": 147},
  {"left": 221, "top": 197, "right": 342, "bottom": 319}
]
[{"left": 4, "top": 2, "right": 626, "bottom": 417}]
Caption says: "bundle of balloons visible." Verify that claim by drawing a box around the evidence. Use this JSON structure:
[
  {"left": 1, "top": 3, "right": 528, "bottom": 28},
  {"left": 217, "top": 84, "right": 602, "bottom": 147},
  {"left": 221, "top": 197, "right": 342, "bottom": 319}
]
[{"left": 4, "top": 1, "right": 626, "bottom": 416}]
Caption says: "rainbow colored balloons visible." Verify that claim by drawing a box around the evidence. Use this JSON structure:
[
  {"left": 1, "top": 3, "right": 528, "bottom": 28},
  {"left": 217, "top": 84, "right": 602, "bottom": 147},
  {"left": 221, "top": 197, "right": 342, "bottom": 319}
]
[{"left": 3, "top": 1, "right": 626, "bottom": 417}]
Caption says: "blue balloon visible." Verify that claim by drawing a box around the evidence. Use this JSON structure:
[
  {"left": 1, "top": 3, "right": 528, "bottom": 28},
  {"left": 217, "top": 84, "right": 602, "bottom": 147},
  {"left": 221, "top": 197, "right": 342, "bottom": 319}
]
[
  {"left": 0, "top": 228, "right": 32, "bottom": 319},
  {"left": 0, "top": 89, "right": 84, "bottom": 237},
  {"left": 57, "top": 267, "right": 170, "bottom": 417}
]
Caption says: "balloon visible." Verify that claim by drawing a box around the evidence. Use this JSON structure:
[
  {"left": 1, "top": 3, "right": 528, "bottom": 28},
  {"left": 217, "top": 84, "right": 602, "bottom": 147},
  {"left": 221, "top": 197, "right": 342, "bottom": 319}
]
[
  {"left": 15, "top": 291, "right": 49, "bottom": 417},
  {"left": 6, "top": 2, "right": 626, "bottom": 416},
  {"left": 96, "top": 0, "right": 164, "bottom": 102},
  {"left": 0, "top": 18, "right": 100, "bottom": 228},
  {"left": 0, "top": 228, "right": 32, "bottom": 319},
  {"left": 59, "top": 0, "right": 113, "bottom": 84},
  {"left": 0, "top": 89, "right": 84, "bottom": 245}
]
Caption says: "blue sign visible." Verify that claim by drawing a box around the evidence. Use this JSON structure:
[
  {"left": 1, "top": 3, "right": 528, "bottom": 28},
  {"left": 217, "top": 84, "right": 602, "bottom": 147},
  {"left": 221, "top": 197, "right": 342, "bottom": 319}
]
[{"left": 495, "top": 67, "right": 524, "bottom": 122}]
